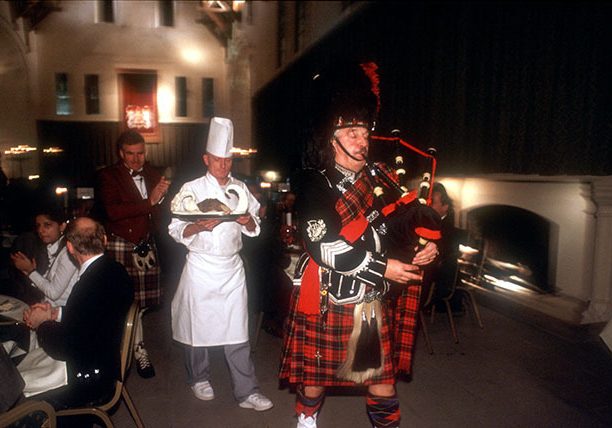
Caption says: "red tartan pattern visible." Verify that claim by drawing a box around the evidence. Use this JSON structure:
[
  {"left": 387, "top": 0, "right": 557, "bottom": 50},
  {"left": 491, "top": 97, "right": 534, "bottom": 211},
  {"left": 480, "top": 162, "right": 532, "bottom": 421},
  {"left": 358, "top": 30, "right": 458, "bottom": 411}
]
[
  {"left": 280, "top": 286, "right": 395, "bottom": 386},
  {"left": 390, "top": 285, "right": 421, "bottom": 373},
  {"left": 335, "top": 164, "right": 399, "bottom": 228},
  {"left": 335, "top": 171, "right": 374, "bottom": 228},
  {"left": 106, "top": 234, "right": 162, "bottom": 308}
]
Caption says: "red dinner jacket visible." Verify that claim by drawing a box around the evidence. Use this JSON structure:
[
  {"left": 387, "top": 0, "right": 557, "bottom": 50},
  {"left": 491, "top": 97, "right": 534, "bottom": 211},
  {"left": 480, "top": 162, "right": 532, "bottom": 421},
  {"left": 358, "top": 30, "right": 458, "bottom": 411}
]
[{"left": 96, "top": 162, "right": 163, "bottom": 244}]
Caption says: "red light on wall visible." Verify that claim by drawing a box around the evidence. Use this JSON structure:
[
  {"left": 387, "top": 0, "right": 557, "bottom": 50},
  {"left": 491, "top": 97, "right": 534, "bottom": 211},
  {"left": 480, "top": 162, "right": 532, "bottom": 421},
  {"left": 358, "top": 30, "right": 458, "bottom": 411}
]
[{"left": 125, "top": 105, "right": 156, "bottom": 130}]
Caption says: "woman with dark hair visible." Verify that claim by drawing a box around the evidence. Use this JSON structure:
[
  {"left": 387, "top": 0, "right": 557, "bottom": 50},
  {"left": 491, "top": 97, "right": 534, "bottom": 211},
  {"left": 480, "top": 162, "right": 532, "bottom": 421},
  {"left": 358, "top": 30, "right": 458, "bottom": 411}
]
[{"left": 11, "top": 205, "right": 78, "bottom": 306}]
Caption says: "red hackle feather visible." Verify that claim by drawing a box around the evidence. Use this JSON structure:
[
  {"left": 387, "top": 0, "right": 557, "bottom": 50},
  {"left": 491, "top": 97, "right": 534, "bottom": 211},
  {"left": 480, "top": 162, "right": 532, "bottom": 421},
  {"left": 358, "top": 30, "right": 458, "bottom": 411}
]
[{"left": 360, "top": 62, "right": 381, "bottom": 114}]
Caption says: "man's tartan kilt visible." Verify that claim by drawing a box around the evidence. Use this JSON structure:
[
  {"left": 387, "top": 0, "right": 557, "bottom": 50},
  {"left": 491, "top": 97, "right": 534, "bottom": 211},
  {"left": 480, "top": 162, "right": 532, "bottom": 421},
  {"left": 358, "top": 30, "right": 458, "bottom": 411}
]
[
  {"left": 279, "top": 286, "right": 396, "bottom": 386},
  {"left": 390, "top": 284, "right": 421, "bottom": 374},
  {"left": 106, "top": 234, "right": 162, "bottom": 308},
  {"left": 279, "top": 283, "right": 421, "bottom": 386}
]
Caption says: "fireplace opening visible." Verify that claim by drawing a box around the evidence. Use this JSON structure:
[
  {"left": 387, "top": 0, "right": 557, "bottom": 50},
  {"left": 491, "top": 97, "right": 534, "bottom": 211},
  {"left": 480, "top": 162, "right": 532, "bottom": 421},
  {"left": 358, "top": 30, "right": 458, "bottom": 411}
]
[{"left": 460, "top": 205, "right": 552, "bottom": 294}]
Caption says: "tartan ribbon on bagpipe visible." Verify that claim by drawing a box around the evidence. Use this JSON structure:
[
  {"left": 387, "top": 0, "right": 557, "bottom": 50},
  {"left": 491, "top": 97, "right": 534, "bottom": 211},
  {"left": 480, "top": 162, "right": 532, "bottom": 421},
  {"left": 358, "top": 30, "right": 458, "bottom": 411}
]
[{"left": 334, "top": 163, "right": 397, "bottom": 227}]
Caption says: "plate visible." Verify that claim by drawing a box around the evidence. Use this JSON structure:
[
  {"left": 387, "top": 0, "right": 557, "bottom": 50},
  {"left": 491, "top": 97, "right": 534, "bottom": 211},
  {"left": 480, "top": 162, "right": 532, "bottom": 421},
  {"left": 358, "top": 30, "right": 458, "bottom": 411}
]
[
  {"left": 172, "top": 213, "right": 244, "bottom": 221},
  {"left": 0, "top": 300, "right": 15, "bottom": 312}
]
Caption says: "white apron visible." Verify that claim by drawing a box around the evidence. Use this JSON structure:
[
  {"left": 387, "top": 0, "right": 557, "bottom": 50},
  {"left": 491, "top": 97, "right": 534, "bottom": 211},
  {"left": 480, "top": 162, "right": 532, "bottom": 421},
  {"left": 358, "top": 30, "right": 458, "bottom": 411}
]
[
  {"left": 171, "top": 252, "right": 248, "bottom": 346},
  {"left": 169, "top": 173, "right": 261, "bottom": 347}
]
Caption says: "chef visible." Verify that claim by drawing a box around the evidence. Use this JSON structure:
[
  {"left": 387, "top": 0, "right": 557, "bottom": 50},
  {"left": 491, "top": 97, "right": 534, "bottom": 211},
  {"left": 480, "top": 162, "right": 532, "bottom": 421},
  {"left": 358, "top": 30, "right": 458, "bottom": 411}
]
[{"left": 168, "top": 117, "right": 273, "bottom": 412}]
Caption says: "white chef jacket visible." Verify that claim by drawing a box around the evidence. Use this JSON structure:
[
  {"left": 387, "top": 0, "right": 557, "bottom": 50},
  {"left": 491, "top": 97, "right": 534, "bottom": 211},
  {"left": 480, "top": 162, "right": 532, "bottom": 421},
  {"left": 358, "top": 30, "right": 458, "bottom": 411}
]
[{"left": 169, "top": 172, "right": 261, "bottom": 346}]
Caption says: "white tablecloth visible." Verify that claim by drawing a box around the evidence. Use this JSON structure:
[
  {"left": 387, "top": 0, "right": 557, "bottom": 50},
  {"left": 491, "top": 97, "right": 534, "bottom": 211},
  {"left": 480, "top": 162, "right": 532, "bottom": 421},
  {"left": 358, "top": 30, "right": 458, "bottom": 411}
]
[
  {"left": 0, "top": 294, "right": 68, "bottom": 396},
  {"left": 1, "top": 294, "right": 29, "bottom": 358}
]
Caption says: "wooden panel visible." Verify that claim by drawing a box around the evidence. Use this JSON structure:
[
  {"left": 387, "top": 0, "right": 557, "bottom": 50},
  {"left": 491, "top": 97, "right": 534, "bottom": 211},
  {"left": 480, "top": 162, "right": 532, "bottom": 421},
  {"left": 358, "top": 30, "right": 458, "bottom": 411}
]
[{"left": 37, "top": 121, "right": 208, "bottom": 187}]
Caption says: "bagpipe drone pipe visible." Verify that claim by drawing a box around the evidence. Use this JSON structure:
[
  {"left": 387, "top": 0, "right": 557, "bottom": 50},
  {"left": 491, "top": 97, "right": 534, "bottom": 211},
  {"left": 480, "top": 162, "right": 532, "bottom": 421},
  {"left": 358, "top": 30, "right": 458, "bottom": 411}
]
[{"left": 366, "top": 130, "right": 442, "bottom": 266}]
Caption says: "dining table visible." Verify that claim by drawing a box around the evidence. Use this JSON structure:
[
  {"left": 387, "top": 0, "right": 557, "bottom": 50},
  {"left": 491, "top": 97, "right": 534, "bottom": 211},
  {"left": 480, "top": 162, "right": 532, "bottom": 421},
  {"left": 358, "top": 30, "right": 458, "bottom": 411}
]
[
  {"left": 0, "top": 294, "right": 28, "bottom": 321},
  {"left": 0, "top": 294, "right": 30, "bottom": 359},
  {"left": 0, "top": 293, "right": 68, "bottom": 397}
]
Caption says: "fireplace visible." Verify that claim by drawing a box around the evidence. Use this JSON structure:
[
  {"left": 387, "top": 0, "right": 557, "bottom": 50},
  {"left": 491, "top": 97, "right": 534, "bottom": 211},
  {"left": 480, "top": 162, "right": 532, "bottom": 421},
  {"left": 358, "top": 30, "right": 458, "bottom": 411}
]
[
  {"left": 439, "top": 174, "right": 612, "bottom": 325},
  {"left": 465, "top": 204, "right": 552, "bottom": 294}
]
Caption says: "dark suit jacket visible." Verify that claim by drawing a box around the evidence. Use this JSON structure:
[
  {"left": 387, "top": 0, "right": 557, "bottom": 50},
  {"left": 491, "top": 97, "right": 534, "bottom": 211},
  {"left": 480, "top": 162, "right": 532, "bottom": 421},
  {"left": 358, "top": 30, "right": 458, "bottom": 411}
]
[
  {"left": 96, "top": 162, "right": 163, "bottom": 244},
  {"left": 36, "top": 255, "right": 134, "bottom": 406},
  {"left": 425, "top": 212, "right": 461, "bottom": 301}
]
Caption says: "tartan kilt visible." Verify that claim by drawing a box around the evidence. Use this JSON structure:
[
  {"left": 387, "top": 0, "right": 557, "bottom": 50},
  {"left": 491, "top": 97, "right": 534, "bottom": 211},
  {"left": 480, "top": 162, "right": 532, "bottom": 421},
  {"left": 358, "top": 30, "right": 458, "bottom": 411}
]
[
  {"left": 390, "top": 284, "right": 421, "bottom": 374},
  {"left": 106, "top": 234, "right": 162, "bottom": 308},
  {"left": 279, "top": 286, "right": 395, "bottom": 387}
]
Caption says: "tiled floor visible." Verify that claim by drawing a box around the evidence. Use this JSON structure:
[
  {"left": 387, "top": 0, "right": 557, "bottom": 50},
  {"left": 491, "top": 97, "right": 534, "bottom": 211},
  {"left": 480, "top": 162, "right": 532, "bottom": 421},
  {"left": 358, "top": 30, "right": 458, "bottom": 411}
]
[{"left": 110, "top": 290, "right": 612, "bottom": 428}]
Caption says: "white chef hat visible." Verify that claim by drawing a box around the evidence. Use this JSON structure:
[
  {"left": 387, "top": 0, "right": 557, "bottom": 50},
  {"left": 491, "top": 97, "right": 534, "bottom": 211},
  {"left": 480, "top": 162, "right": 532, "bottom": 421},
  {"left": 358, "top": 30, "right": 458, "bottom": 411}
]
[{"left": 206, "top": 117, "right": 234, "bottom": 158}]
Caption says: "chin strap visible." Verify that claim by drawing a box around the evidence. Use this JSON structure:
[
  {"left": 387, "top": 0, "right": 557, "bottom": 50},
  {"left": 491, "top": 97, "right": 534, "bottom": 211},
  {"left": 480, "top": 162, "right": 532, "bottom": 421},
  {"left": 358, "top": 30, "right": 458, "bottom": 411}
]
[{"left": 333, "top": 137, "right": 365, "bottom": 162}]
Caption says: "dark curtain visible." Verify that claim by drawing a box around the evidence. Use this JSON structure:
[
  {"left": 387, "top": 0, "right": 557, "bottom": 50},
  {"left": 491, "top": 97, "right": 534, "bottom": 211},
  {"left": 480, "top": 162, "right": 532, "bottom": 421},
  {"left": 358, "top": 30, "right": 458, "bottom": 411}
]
[{"left": 253, "top": 1, "right": 612, "bottom": 177}]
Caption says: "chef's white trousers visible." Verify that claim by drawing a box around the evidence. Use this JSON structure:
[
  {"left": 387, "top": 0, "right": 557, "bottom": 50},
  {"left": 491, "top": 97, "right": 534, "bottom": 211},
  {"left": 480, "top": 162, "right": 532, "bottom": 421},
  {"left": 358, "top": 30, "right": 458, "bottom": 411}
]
[{"left": 184, "top": 341, "right": 260, "bottom": 402}]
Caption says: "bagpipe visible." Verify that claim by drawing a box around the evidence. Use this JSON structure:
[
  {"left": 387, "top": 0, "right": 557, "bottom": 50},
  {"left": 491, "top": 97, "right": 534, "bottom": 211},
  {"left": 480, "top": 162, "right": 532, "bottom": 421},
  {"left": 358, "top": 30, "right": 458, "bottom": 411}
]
[{"left": 365, "top": 130, "right": 442, "bottom": 264}]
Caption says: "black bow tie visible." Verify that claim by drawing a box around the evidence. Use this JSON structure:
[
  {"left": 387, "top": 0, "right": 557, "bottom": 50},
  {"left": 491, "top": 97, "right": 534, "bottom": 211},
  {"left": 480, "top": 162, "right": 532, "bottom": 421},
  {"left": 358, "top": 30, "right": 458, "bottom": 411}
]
[{"left": 131, "top": 170, "right": 143, "bottom": 177}]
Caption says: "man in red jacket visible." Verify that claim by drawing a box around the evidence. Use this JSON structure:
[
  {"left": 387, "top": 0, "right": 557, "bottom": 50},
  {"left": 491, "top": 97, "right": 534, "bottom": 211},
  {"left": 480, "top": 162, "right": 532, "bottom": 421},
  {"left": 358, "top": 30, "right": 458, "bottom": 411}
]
[{"left": 96, "top": 130, "right": 170, "bottom": 378}]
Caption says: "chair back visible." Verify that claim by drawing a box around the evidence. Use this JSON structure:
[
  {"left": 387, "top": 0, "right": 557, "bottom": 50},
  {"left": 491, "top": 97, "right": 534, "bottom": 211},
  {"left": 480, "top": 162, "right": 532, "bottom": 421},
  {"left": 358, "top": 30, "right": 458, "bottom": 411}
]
[
  {"left": 94, "top": 300, "right": 139, "bottom": 413},
  {"left": 55, "top": 301, "right": 143, "bottom": 427},
  {"left": 120, "top": 302, "right": 140, "bottom": 382}
]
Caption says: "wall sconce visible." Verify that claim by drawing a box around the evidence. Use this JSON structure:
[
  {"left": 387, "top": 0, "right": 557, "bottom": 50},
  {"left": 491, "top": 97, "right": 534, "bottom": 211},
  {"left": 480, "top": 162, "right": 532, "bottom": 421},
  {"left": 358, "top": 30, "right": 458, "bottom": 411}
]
[
  {"left": 43, "top": 147, "right": 64, "bottom": 154},
  {"left": 262, "top": 170, "right": 280, "bottom": 182},
  {"left": 4, "top": 145, "right": 37, "bottom": 155},
  {"left": 230, "top": 147, "right": 257, "bottom": 157},
  {"left": 55, "top": 186, "right": 69, "bottom": 209}
]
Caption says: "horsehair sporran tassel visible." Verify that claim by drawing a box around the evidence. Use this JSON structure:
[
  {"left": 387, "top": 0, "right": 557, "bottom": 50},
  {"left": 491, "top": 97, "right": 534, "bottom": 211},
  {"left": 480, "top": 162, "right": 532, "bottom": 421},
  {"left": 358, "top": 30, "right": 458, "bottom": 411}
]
[
  {"left": 353, "top": 301, "right": 381, "bottom": 371},
  {"left": 336, "top": 300, "right": 384, "bottom": 383}
]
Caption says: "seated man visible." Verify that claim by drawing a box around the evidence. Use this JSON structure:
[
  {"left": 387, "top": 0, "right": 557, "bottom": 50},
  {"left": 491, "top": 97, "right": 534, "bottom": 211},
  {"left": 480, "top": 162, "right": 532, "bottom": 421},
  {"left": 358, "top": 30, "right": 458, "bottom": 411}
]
[
  {"left": 426, "top": 183, "right": 464, "bottom": 314},
  {"left": 24, "top": 217, "right": 134, "bottom": 408}
]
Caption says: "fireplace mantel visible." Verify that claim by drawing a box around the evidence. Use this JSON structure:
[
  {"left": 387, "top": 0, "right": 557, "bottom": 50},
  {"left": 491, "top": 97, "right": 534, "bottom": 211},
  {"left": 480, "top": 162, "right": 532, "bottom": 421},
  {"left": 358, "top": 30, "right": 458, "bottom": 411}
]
[{"left": 439, "top": 174, "right": 612, "bottom": 324}]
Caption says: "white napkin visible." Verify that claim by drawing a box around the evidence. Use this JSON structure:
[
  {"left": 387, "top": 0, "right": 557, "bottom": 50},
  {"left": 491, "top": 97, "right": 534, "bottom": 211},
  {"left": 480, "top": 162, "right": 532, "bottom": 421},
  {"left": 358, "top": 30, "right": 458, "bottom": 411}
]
[{"left": 17, "top": 346, "right": 68, "bottom": 397}]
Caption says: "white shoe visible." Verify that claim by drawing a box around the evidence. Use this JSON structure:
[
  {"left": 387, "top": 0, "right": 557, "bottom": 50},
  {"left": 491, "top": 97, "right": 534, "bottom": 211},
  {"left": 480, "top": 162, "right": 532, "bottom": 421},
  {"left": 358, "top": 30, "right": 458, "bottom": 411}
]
[
  {"left": 191, "top": 381, "right": 215, "bottom": 401},
  {"left": 238, "top": 393, "right": 273, "bottom": 411},
  {"left": 297, "top": 413, "right": 318, "bottom": 428}
]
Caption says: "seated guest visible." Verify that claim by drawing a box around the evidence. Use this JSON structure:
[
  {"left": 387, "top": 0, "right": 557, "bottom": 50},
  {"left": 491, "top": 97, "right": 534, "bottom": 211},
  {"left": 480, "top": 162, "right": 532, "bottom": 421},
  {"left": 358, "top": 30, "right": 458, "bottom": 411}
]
[
  {"left": 11, "top": 205, "right": 79, "bottom": 307},
  {"left": 23, "top": 217, "right": 134, "bottom": 409},
  {"left": 426, "top": 183, "right": 464, "bottom": 314},
  {"left": 4, "top": 229, "right": 46, "bottom": 305}
]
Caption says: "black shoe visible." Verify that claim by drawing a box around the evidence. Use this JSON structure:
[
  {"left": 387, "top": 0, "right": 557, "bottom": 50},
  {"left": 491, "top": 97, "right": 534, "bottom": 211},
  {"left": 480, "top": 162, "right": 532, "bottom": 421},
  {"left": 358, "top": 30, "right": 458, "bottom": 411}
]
[{"left": 134, "top": 343, "right": 155, "bottom": 378}]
